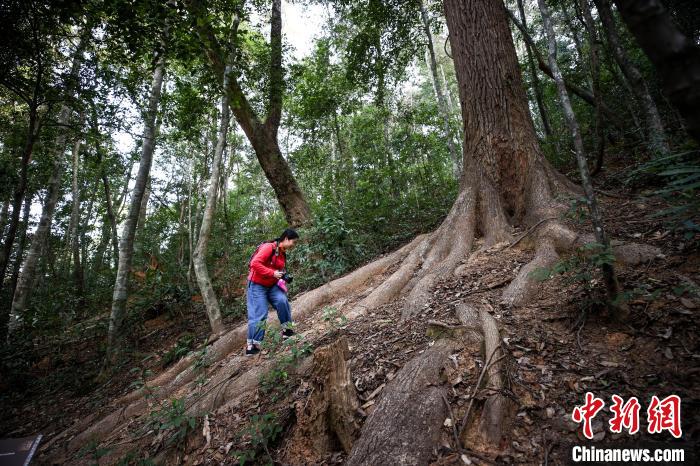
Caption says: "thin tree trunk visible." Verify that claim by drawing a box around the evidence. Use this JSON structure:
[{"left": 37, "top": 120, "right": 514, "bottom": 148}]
[
  {"left": 133, "top": 178, "right": 151, "bottom": 259},
  {"left": 8, "top": 104, "right": 76, "bottom": 338},
  {"left": 9, "top": 193, "right": 32, "bottom": 299},
  {"left": 593, "top": 0, "right": 669, "bottom": 155},
  {"left": 94, "top": 117, "right": 120, "bottom": 266},
  {"left": 516, "top": 0, "right": 553, "bottom": 138},
  {"left": 580, "top": 0, "right": 607, "bottom": 174},
  {"left": 420, "top": 0, "right": 461, "bottom": 177},
  {"left": 193, "top": 66, "right": 231, "bottom": 336},
  {"left": 505, "top": 7, "right": 626, "bottom": 132},
  {"left": 0, "top": 198, "right": 10, "bottom": 237},
  {"left": 538, "top": 0, "right": 626, "bottom": 319},
  {"left": 613, "top": 0, "right": 700, "bottom": 143},
  {"left": 0, "top": 109, "right": 40, "bottom": 294},
  {"left": 105, "top": 45, "right": 166, "bottom": 363},
  {"left": 67, "top": 136, "right": 83, "bottom": 297}
]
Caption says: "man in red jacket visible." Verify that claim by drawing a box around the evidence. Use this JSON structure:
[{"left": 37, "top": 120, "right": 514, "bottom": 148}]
[{"left": 246, "top": 228, "right": 299, "bottom": 356}]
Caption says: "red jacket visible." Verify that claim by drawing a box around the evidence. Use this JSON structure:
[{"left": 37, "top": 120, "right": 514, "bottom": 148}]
[{"left": 248, "top": 241, "right": 286, "bottom": 287}]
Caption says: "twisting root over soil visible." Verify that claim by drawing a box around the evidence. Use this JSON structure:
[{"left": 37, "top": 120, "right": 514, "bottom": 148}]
[
  {"left": 457, "top": 302, "right": 516, "bottom": 446},
  {"left": 345, "top": 338, "right": 464, "bottom": 466}
]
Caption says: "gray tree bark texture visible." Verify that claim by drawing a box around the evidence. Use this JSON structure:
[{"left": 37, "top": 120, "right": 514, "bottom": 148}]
[
  {"left": 8, "top": 104, "right": 76, "bottom": 338},
  {"left": 193, "top": 65, "right": 231, "bottom": 336},
  {"left": 105, "top": 49, "right": 166, "bottom": 362},
  {"left": 3, "top": 32, "right": 87, "bottom": 338},
  {"left": 613, "top": 0, "right": 700, "bottom": 143},
  {"left": 419, "top": 0, "right": 461, "bottom": 178},
  {"left": 68, "top": 136, "right": 84, "bottom": 297},
  {"left": 593, "top": 0, "right": 670, "bottom": 155},
  {"left": 538, "top": 0, "right": 626, "bottom": 319},
  {"left": 9, "top": 194, "right": 32, "bottom": 300}
]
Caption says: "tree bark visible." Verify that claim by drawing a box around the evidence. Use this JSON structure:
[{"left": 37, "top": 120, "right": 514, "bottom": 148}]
[
  {"left": 8, "top": 104, "right": 76, "bottom": 338},
  {"left": 420, "top": 0, "right": 461, "bottom": 177},
  {"left": 505, "top": 7, "right": 626, "bottom": 131},
  {"left": 67, "top": 135, "right": 84, "bottom": 298},
  {"left": 579, "top": 0, "right": 607, "bottom": 174},
  {"left": 593, "top": 0, "right": 670, "bottom": 155},
  {"left": 185, "top": 0, "right": 311, "bottom": 227},
  {"left": 193, "top": 65, "right": 231, "bottom": 336},
  {"left": 105, "top": 46, "right": 166, "bottom": 363},
  {"left": 613, "top": 0, "right": 700, "bottom": 143},
  {"left": 538, "top": 0, "right": 626, "bottom": 318},
  {"left": 0, "top": 106, "right": 41, "bottom": 294},
  {"left": 516, "top": 0, "right": 553, "bottom": 138},
  {"left": 9, "top": 193, "right": 32, "bottom": 300}
]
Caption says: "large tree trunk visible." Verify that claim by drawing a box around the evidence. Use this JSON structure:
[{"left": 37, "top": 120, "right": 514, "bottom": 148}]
[
  {"left": 185, "top": 0, "right": 311, "bottom": 227},
  {"left": 538, "top": 0, "right": 626, "bottom": 318},
  {"left": 419, "top": 0, "right": 461, "bottom": 177},
  {"left": 613, "top": 0, "right": 700, "bottom": 143},
  {"left": 593, "top": 0, "right": 670, "bottom": 155},
  {"left": 105, "top": 48, "right": 166, "bottom": 364},
  {"left": 193, "top": 67, "right": 231, "bottom": 336}
]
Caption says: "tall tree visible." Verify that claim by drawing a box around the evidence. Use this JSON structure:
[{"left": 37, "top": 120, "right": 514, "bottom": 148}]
[
  {"left": 516, "top": 0, "right": 553, "bottom": 138},
  {"left": 419, "top": 0, "right": 460, "bottom": 177},
  {"left": 613, "top": 0, "right": 700, "bottom": 143},
  {"left": 105, "top": 33, "right": 168, "bottom": 363},
  {"left": 4, "top": 34, "right": 87, "bottom": 339},
  {"left": 579, "top": 0, "right": 607, "bottom": 174},
  {"left": 193, "top": 75, "right": 231, "bottom": 338},
  {"left": 593, "top": 0, "right": 670, "bottom": 155},
  {"left": 185, "top": 0, "right": 311, "bottom": 227},
  {"left": 538, "top": 0, "right": 625, "bottom": 316}
]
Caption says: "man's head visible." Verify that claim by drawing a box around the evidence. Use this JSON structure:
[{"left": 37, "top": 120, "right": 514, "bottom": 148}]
[{"left": 277, "top": 228, "right": 299, "bottom": 251}]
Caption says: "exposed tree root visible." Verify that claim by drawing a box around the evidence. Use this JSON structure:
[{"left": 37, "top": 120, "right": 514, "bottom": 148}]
[
  {"left": 282, "top": 337, "right": 360, "bottom": 463},
  {"left": 46, "top": 238, "right": 426, "bottom": 462},
  {"left": 345, "top": 338, "right": 463, "bottom": 466},
  {"left": 456, "top": 302, "right": 516, "bottom": 446}
]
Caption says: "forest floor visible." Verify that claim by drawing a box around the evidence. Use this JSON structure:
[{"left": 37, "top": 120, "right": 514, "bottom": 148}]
[{"left": 1, "top": 167, "right": 699, "bottom": 465}]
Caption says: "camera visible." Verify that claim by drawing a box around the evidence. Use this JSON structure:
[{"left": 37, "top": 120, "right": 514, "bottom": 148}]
[{"left": 282, "top": 272, "right": 293, "bottom": 284}]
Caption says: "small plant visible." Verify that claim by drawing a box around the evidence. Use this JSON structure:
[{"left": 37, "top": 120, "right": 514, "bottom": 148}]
[
  {"left": 258, "top": 323, "right": 312, "bottom": 397},
  {"left": 77, "top": 439, "right": 111, "bottom": 463},
  {"left": 530, "top": 242, "right": 617, "bottom": 309},
  {"left": 563, "top": 197, "right": 590, "bottom": 224},
  {"left": 231, "top": 413, "right": 282, "bottom": 465},
  {"left": 148, "top": 397, "right": 199, "bottom": 447},
  {"left": 321, "top": 306, "right": 347, "bottom": 329},
  {"left": 162, "top": 333, "right": 195, "bottom": 367}
]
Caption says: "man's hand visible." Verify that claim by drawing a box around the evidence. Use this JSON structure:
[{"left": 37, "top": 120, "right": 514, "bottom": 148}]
[{"left": 273, "top": 270, "right": 284, "bottom": 279}]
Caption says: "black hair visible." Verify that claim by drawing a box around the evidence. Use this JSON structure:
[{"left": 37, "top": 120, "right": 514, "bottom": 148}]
[{"left": 276, "top": 228, "right": 299, "bottom": 243}]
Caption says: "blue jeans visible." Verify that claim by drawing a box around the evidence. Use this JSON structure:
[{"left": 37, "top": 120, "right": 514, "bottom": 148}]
[{"left": 246, "top": 280, "right": 292, "bottom": 345}]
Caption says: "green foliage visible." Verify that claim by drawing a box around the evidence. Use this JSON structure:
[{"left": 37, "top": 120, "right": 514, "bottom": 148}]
[
  {"left": 162, "top": 333, "right": 196, "bottom": 367},
  {"left": 530, "top": 242, "right": 617, "bottom": 308},
  {"left": 321, "top": 306, "right": 347, "bottom": 330},
  {"left": 230, "top": 413, "right": 282, "bottom": 465},
  {"left": 626, "top": 150, "right": 700, "bottom": 239},
  {"left": 147, "top": 397, "right": 199, "bottom": 447},
  {"left": 258, "top": 323, "right": 312, "bottom": 397}
]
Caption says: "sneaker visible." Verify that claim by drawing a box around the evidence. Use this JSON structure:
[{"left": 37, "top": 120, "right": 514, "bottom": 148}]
[
  {"left": 281, "top": 328, "right": 295, "bottom": 339},
  {"left": 245, "top": 345, "right": 260, "bottom": 356}
]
